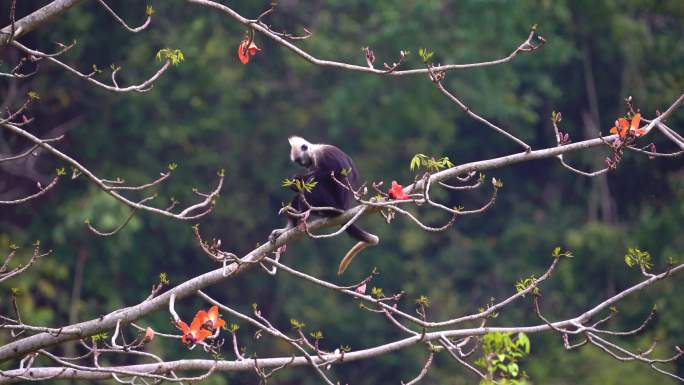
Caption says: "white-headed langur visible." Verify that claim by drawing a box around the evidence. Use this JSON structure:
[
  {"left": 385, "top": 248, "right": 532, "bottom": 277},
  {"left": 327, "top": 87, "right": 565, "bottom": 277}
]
[{"left": 269, "top": 136, "right": 379, "bottom": 274}]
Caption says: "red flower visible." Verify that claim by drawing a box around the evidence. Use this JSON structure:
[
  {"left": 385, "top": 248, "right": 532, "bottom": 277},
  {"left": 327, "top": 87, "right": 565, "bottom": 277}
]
[
  {"left": 201, "top": 305, "right": 226, "bottom": 331},
  {"left": 610, "top": 117, "right": 629, "bottom": 139},
  {"left": 388, "top": 181, "right": 410, "bottom": 201},
  {"left": 237, "top": 39, "right": 261, "bottom": 64},
  {"left": 610, "top": 113, "right": 644, "bottom": 139},
  {"left": 177, "top": 317, "right": 212, "bottom": 345},
  {"left": 631, "top": 113, "right": 646, "bottom": 136}
]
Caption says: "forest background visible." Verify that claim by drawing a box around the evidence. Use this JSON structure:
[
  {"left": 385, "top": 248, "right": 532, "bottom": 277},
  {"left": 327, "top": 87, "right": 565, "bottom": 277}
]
[{"left": 1, "top": 1, "right": 683, "bottom": 384}]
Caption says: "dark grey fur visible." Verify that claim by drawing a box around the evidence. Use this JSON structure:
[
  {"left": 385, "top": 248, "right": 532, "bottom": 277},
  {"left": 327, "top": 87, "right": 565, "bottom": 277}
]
[{"left": 269, "top": 144, "right": 376, "bottom": 245}]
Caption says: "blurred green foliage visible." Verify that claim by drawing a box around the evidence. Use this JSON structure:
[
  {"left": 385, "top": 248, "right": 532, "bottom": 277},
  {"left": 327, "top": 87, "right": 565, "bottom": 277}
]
[{"left": 1, "top": 1, "right": 683, "bottom": 384}]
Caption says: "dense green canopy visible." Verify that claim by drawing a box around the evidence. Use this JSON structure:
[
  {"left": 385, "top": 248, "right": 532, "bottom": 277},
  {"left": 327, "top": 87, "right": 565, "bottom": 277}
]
[{"left": 1, "top": 1, "right": 683, "bottom": 384}]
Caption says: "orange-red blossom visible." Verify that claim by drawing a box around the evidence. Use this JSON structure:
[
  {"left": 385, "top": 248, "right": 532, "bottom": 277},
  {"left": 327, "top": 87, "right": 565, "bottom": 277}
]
[
  {"left": 177, "top": 305, "right": 226, "bottom": 345},
  {"left": 610, "top": 113, "right": 645, "bottom": 139},
  {"left": 388, "top": 181, "right": 411, "bottom": 201},
  {"left": 177, "top": 317, "right": 212, "bottom": 345},
  {"left": 199, "top": 305, "right": 226, "bottom": 331},
  {"left": 237, "top": 39, "right": 261, "bottom": 64}
]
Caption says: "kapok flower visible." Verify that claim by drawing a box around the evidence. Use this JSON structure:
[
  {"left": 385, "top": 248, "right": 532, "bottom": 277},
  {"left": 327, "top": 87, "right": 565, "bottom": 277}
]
[
  {"left": 177, "top": 317, "right": 212, "bottom": 345},
  {"left": 610, "top": 113, "right": 644, "bottom": 139},
  {"left": 237, "top": 39, "right": 261, "bottom": 64},
  {"left": 631, "top": 113, "right": 646, "bottom": 136},
  {"left": 201, "top": 305, "right": 226, "bottom": 331},
  {"left": 388, "top": 181, "right": 410, "bottom": 201},
  {"left": 610, "top": 117, "right": 629, "bottom": 139}
]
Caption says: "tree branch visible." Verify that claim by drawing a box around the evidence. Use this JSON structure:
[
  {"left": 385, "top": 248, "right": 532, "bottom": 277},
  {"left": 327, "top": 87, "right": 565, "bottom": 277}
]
[
  {"left": 0, "top": 0, "right": 84, "bottom": 46},
  {"left": 186, "top": 0, "right": 542, "bottom": 76}
]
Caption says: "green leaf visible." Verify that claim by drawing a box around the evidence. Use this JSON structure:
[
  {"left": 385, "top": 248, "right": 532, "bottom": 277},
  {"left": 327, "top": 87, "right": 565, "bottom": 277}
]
[
  {"left": 418, "top": 48, "right": 435, "bottom": 63},
  {"left": 309, "top": 330, "right": 323, "bottom": 340},
  {"left": 156, "top": 48, "right": 185, "bottom": 66},
  {"left": 290, "top": 318, "right": 306, "bottom": 329},
  {"left": 282, "top": 177, "right": 318, "bottom": 193},
  {"left": 515, "top": 276, "right": 538, "bottom": 296},
  {"left": 410, "top": 155, "right": 420, "bottom": 172},
  {"left": 624, "top": 248, "right": 652, "bottom": 270},
  {"left": 508, "top": 363, "right": 519, "bottom": 377},
  {"left": 90, "top": 332, "right": 108, "bottom": 343},
  {"left": 371, "top": 287, "right": 385, "bottom": 298},
  {"left": 282, "top": 178, "right": 294, "bottom": 187},
  {"left": 409, "top": 153, "right": 455, "bottom": 173},
  {"left": 516, "top": 333, "right": 530, "bottom": 354},
  {"left": 415, "top": 295, "right": 430, "bottom": 307}
]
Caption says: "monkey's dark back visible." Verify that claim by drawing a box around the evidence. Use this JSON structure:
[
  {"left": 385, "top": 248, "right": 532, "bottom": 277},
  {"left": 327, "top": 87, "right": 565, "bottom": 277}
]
[{"left": 306, "top": 144, "right": 359, "bottom": 211}]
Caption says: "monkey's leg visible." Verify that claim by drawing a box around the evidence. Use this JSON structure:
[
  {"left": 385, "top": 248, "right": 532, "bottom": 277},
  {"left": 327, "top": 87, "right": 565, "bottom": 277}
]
[
  {"left": 338, "top": 224, "right": 379, "bottom": 275},
  {"left": 269, "top": 195, "right": 304, "bottom": 244},
  {"left": 268, "top": 222, "right": 295, "bottom": 245}
]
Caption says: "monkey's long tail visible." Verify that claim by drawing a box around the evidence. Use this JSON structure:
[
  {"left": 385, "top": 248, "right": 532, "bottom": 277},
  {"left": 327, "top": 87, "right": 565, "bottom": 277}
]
[{"left": 338, "top": 225, "right": 379, "bottom": 275}]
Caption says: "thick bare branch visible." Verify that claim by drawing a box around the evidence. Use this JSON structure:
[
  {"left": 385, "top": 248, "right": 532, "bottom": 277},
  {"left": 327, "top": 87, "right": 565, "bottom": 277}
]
[{"left": 0, "top": 0, "right": 84, "bottom": 46}]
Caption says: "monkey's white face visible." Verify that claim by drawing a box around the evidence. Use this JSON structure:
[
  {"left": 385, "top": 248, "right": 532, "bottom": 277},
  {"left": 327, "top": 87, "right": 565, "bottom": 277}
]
[{"left": 288, "top": 136, "right": 316, "bottom": 168}]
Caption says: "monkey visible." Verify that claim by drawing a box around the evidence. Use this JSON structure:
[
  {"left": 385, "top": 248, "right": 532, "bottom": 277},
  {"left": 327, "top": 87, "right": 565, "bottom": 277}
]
[{"left": 269, "top": 136, "right": 379, "bottom": 274}]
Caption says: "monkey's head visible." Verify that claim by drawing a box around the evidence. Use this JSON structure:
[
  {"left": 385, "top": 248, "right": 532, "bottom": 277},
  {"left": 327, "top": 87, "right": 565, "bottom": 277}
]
[{"left": 288, "top": 136, "right": 318, "bottom": 169}]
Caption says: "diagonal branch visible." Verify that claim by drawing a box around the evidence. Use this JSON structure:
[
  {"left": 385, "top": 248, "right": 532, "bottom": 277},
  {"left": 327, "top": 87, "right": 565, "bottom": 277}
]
[
  {"left": 1, "top": 122, "right": 222, "bottom": 220},
  {"left": 0, "top": 135, "right": 64, "bottom": 163},
  {"left": 433, "top": 81, "right": 532, "bottom": 151},
  {"left": 12, "top": 41, "right": 172, "bottom": 93},
  {"left": 0, "top": 0, "right": 84, "bottom": 46},
  {"left": 0, "top": 176, "right": 59, "bottom": 205}
]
